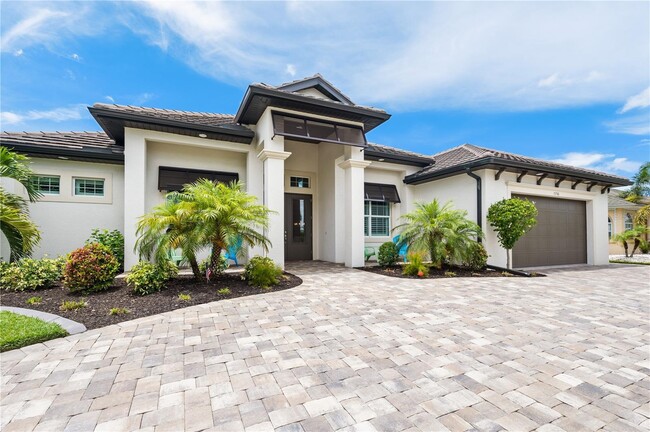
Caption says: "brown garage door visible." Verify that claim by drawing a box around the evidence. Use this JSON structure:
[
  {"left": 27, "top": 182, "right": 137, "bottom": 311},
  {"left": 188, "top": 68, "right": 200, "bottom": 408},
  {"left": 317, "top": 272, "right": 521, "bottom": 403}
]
[{"left": 512, "top": 194, "right": 587, "bottom": 268}]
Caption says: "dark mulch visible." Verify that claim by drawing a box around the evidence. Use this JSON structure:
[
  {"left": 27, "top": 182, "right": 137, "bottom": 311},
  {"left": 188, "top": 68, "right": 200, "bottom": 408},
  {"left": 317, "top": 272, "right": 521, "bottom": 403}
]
[
  {"left": 0, "top": 273, "right": 302, "bottom": 330},
  {"left": 359, "top": 264, "right": 544, "bottom": 279}
]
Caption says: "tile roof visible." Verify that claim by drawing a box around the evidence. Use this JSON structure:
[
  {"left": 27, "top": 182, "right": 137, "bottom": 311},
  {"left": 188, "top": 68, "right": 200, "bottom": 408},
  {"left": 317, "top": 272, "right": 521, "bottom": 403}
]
[
  {"left": 275, "top": 73, "right": 355, "bottom": 104},
  {"left": 407, "top": 143, "right": 630, "bottom": 185},
  {"left": 1, "top": 131, "right": 120, "bottom": 153},
  {"left": 365, "top": 142, "right": 434, "bottom": 163},
  {"left": 608, "top": 190, "right": 645, "bottom": 209},
  {"left": 91, "top": 103, "right": 246, "bottom": 130}
]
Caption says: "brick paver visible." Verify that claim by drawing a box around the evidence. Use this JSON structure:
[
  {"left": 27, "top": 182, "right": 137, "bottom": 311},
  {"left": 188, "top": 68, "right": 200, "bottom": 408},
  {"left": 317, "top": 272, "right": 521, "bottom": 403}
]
[{"left": 1, "top": 263, "right": 649, "bottom": 431}]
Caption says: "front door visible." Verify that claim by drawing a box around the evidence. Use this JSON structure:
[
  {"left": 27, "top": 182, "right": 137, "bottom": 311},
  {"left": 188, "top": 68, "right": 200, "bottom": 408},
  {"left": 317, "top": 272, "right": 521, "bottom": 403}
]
[{"left": 284, "top": 193, "right": 313, "bottom": 261}]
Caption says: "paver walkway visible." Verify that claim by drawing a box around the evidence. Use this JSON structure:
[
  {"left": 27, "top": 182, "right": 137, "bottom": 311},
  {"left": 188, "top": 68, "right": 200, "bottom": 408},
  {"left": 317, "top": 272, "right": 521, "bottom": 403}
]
[{"left": 1, "top": 263, "right": 649, "bottom": 431}]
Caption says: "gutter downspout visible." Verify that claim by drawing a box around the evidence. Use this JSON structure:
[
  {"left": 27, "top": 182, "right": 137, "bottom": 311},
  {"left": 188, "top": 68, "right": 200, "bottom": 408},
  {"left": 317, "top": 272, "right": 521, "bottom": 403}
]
[{"left": 465, "top": 167, "right": 482, "bottom": 243}]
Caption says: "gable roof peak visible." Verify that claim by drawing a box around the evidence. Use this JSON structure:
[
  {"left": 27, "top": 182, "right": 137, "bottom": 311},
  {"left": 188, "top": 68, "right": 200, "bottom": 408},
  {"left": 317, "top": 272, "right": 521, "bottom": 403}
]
[{"left": 273, "top": 74, "right": 354, "bottom": 105}]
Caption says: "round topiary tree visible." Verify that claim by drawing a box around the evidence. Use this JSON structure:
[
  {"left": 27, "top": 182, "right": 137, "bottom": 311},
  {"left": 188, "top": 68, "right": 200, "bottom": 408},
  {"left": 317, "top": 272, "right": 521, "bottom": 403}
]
[{"left": 486, "top": 197, "right": 538, "bottom": 269}]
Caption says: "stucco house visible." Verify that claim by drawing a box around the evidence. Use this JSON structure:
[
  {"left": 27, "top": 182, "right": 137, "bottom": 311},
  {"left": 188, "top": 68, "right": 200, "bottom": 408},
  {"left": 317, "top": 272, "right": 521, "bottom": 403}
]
[
  {"left": 608, "top": 190, "right": 649, "bottom": 255},
  {"left": 0, "top": 75, "right": 631, "bottom": 269}
]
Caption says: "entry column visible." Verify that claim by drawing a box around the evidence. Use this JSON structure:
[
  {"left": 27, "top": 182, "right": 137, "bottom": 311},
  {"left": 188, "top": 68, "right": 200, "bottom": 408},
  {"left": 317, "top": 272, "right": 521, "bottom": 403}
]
[
  {"left": 338, "top": 158, "right": 372, "bottom": 268},
  {"left": 258, "top": 147, "right": 291, "bottom": 269},
  {"left": 123, "top": 129, "right": 147, "bottom": 270}
]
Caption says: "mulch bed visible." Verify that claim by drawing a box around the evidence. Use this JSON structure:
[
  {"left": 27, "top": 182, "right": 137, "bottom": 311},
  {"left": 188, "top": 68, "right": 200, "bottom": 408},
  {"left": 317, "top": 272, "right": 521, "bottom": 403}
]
[
  {"left": 0, "top": 273, "right": 302, "bottom": 330},
  {"left": 359, "top": 264, "right": 544, "bottom": 279}
]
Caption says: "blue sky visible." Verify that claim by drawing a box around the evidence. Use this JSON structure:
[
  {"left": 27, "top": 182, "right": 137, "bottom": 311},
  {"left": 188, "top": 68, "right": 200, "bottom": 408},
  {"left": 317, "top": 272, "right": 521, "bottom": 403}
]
[{"left": 1, "top": 1, "right": 648, "bottom": 177}]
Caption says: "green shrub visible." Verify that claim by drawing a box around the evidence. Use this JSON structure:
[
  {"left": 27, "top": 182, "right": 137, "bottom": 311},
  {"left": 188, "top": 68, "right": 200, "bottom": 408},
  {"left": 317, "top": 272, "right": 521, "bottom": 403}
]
[
  {"left": 60, "top": 300, "right": 87, "bottom": 311},
  {"left": 378, "top": 242, "right": 399, "bottom": 267},
  {"left": 109, "top": 307, "right": 129, "bottom": 316},
  {"left": 126, "top": 260, "right": 178, "bottom": 296},
  {"left": 198, "top": 255, "right": 229, "bottom": 279},
  {"left": 463, "top": 242, "right": 488, "bottom": 271},
  {"left": 0, "top": 311, "right": 68, "bottom": 352},
  {"left": 244, "top": 256, "right": 283, "bottom": 288},
  {"left": 639, "top": 240, "right": 650, "bottom": 254},
  {"left": 403, "top": 252, "right": 429, "bottom": 277},
  {"left": 0, "top": 257, "right": 64, "bottom": 291},
  {"left": 26, "top": 296, "right": 42, "bottom": 305},
  {"left": 63, "top": 243, "right": 120, "bottom": 293},
  {"left": 87, "top": 229, "right": 124, "bottom": 269},
  {"left": 217, "top": 287, "right": 231, "bottom": 295},
  {"left": 178, "top": 293, "right": 191, "bottom": 301}
]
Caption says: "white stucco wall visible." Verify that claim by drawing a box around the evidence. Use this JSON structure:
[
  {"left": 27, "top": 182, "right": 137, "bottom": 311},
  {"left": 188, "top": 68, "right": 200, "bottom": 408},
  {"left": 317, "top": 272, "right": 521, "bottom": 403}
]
[{"left": 0, "top": 158, "right": 124, "bottom": 260}]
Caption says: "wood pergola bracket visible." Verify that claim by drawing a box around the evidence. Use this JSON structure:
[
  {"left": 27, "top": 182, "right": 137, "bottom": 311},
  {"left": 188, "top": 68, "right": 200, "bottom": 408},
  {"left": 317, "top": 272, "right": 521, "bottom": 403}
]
[
  {"left": 495, "top": 167, "right": 506, "bottom": 181},
  {"left": 555, "top": 176, "right": 566, "bottom": 188},
  {"left": 571, "top": 180, "right": 582, "bottom": 190},
  {"left": 536, "top": 173, "right": 548, "bottom": 185},
  {"left": 516, "top": 170, "right": 528, "bottom": 183}
]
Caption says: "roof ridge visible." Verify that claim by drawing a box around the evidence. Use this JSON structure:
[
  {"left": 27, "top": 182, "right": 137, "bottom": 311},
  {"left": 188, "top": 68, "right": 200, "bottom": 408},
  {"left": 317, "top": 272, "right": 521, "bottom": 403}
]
[{"left": 366, "top": 142, "right": 433, "bottom": 160}]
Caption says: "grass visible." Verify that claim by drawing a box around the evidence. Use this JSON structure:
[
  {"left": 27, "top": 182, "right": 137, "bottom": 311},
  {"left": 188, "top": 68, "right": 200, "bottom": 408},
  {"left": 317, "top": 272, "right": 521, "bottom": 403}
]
[
  {"left": 444, "top": 271, "right": 456, "bottom": 277},
  {"left": 109, "top": 307, "right": 130, "bottom": 316},
  {"left": 178, "top": 293, "right": 191, "bottom": 301},
  {"left": 0, "top": 311, "right": 68, "bottom": 352},
  {"left": 26, "top": 296, "right": 42, "bottom": 305},
  {"left": 60, "top": 300, "right": 87, "bottom": 311},
  {"left": 610, "top": 260, "right": 650, "bottom": 265},
  {"left": 217, "top": 288, "right": 231, "bottom": 295}
]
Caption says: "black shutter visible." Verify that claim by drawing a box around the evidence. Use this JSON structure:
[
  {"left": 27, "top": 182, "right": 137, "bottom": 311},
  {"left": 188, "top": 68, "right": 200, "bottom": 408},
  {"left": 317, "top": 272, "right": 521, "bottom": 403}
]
[
  {"left": 364, "top": 183, "right": 401, "bottom": 203},
  {"left": 158, "top": 166, "right": 239, "bottom": 191}
]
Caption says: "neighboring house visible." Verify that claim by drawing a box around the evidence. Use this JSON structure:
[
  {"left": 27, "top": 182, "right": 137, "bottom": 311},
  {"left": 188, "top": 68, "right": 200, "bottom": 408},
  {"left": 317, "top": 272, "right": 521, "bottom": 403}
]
[
  {"left": 0, "top": 75, "right": 631, "bottom": 269},
  {"left": 608, "top": 190, "right": 649, "bottom": 255}
]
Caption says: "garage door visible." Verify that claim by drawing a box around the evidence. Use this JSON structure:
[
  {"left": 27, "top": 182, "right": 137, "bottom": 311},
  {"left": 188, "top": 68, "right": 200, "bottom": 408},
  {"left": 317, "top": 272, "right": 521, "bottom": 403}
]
[{"left": 512, "top": 194, "right": 587, "bottom": 268}]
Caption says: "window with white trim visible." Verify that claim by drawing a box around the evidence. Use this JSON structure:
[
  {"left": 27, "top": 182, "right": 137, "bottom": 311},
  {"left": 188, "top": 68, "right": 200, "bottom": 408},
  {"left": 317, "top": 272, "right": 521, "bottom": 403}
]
[
  {"left": 290, "top": 176, "right": 310, "bottom": 188},
  {"left": 364, "top": 200, "right": 390, "bottom": 237},
  {"left": 74, "top": 178, "right": 105, "bottom": 197},
  {"left": 624, "top": 213, "right": 633, "bottom": 231},
  {"left": 608, "top": 217, "right": 612, "bottom": 239},
  {"left": 30, "top": 175, "right": 60, "bottom": 195}
]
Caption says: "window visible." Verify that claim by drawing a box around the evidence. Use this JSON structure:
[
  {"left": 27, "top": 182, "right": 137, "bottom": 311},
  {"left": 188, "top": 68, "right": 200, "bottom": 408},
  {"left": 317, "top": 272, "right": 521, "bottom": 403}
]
[
  {"left": 624, "top": 213, "right": 633, "bottom": 231},
  {"left": 608, "top": 217, "right": 612, "bottom": 240},
  {"left": 30, "top": 175, "right": 60, "bottom": 195},
  {"left": 272, "top": 113, "right": 366, "bottom": 146},
  {"left": 364, "top": 200, "right": 390, "bottom": 237},
  {"left": 290, "top": 176, "right": 310, "bottom": 188},
  {"left": 74, "top": 178, "right": 105, "bottom": 196}
]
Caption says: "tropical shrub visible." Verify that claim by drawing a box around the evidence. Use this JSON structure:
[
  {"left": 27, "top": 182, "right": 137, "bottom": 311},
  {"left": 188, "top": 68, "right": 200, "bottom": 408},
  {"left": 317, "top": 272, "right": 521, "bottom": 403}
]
[
  {"left": 403, "top": 252, "right": 429, "bottom": 277},
  {"left": 463, "top": 242, "right": 488, "bottom": 271},
  {"left": 63, "top": 243, "right": 120, "bottom": 293},
  {"left": 126, "top": 260, "right": 178, "bottom": 296},
  {"left": 0, "top": 257, "right": 64, "bottom": 291},
  {"left": 136, "top": 181, "right": 271, "bottom": 280},
  {"left": 0, "top": 147, "right": 42, "bottom": 261},
  {"left": 487, "top": 198, "right": 538, "bottom": 268},
  {"left": 378, "top": 242, "right": 399, "bottom": 267},
  {"left": 395, "top": 199, "right": 482, "bottom": 269},
  {"left": 244, "top": 256, "right": 283, "bottom": 288},
  {"left": 87, "top": 229, "right": 124, "bottom": 269},
  {"left": 639, "top": 239, "right": 650, "bottom": 254}
]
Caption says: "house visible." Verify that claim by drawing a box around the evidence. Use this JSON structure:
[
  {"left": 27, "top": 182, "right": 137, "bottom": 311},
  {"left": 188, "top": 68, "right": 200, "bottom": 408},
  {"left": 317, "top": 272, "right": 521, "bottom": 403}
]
[
  {"left": 608, "top": 190, "right": 649, "bottom": 255},
  {"left": 0, "top": 75, "right": 631, "bottom": 269}
]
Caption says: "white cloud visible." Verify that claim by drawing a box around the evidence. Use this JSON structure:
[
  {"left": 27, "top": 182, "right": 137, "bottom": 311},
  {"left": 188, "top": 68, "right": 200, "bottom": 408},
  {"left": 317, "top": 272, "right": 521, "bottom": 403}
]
[
  {"left": 552, "top": 152, "right": 642, "bottom": 175},
  {"left": 605, "top": 113, "right": 650, "bottom": 135},
  {"left": 105, "top": 96, "right": 115, "bottom": 103},
  {"left": 0, "top": 105, "right": 87, "bottom": 126},
  {"left": 13, "top": 49, "right": 23, "bottom": 57},
  {"left": 69, "top": 53, "right": 81, "bottom": 62},
  {"left": 619, "top": 87, "right": 650, "bottom": 113},
  {"left": 286, "top": 64, "right": 296, "bottom": 77}
]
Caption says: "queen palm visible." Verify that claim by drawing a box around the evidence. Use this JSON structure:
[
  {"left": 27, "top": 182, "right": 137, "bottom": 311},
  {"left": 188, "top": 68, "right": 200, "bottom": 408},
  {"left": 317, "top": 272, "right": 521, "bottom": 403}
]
[
  {"left": 395, "top": 199, "right": 482, "bottom": 268},
  {"left": 0, "top": 147, "right": 42, "bottom": 261}
]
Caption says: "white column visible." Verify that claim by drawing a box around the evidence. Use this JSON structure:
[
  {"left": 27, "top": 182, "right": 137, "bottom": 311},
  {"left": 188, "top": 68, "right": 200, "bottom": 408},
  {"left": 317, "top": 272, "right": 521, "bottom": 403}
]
[
  {"left": 246, "top": 143, "right": 265, "bottom": 261},
  {"left": 123, "top": 129, "right": 147, "bottom": 270},
  {"left": 258, "top": 148, "right": 291, "bottom": 269},
  {"left": 338, "top": 158, "right": 372, "bottom": 268}
]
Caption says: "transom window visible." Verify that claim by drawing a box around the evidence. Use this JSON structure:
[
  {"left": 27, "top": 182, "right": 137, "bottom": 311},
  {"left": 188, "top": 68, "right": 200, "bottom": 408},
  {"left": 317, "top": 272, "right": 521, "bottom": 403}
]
[
  {"left": 624, "top": 213, "right": 633, "bottom": 231},
  {"left": 74, "top": 178, "right": 105, "bottom": 197},
  {"left": 290, "top": 176, "right": 310, "bottom": 188},
  {"left": 30, "top": 175, "right": 60, "bottom": 195},
  {"left": 364, "top": 200, "right": 390, "bottom": 237},
  {"left": 272, "top": 113, "right": 366, "bottom": 146}
]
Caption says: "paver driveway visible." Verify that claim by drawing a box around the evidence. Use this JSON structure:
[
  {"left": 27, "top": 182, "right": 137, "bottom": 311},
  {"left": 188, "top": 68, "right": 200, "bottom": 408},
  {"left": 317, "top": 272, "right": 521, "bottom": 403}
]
[{"left": 1, "top": 263, "right": 649, "bottom": 432}]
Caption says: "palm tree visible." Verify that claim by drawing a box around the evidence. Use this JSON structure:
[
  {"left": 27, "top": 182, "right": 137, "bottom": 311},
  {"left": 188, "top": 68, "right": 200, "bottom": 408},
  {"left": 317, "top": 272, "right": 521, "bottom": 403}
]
[
  {"left": 178, "top": 179, "right": 272, "bottom": 274},
  {"left": 613, "top": 230, "right": 636, "bottom": 257},
  {"left": 136, "top": 198, "right": 203, "bottom": 279},
  {"left": 621, "top": 162, "right": 650, "bottom": 203},
  {"left": 395, "top": 199, "right": 482, "bottom": 268},
  {"left": 0, "top": 147, "right": 42, "bottom": 261},
  {"left": 629, "top": 226, "right": 650, "bottom": 257}
]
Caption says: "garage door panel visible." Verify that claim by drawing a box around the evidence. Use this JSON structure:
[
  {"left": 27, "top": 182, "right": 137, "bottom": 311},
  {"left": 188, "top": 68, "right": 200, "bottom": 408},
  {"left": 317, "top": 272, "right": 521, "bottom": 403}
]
[{"left": 512, "top": 194, "right": 587, "bottom": 268}]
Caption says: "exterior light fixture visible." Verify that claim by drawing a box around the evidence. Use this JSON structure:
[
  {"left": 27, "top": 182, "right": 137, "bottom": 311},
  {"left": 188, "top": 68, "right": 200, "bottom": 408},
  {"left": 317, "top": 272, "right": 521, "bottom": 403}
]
[{"left": 198, "top": 133, "right": 207, "bottom": 138}]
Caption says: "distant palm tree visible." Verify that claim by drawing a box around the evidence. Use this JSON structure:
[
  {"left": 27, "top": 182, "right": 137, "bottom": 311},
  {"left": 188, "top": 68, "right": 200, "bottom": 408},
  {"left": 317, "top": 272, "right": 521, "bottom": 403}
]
[
  {"left": 136, "top": 198, "right": 203, "bottom": 278},
  {"left": 629, "top": 226, "right": 650, "bottom": 257},
  {"left": 621, "top": 162, "right": 650, "bottom": 203},
  {"left": 613, "top": 229, "right": 636, "bottom": 257},
  {"left": 395, "top": 199, "right": 482, "bottom": 268},
  {"left": 0, "top": 147, "right": 42, "bottom": 261}
]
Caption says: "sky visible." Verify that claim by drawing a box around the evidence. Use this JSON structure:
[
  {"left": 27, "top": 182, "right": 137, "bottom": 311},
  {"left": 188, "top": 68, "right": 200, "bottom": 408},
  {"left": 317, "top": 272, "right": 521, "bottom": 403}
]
[{"left": 1, "top": 1, "right": 649, "bottom": 178}]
